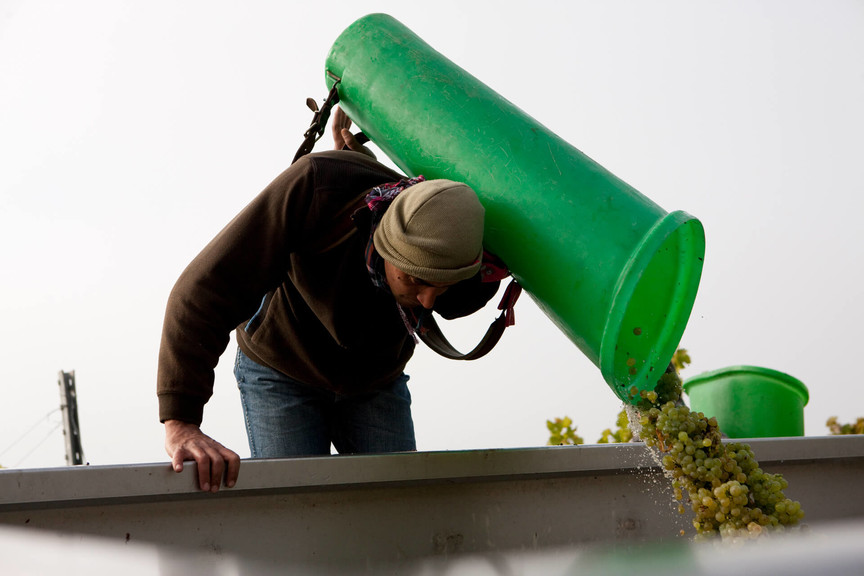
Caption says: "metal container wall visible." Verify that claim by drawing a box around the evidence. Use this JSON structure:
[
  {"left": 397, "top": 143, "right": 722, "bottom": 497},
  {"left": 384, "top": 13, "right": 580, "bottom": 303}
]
[{"left": 2, "top": 437, "right": 862, "bottom": 572}]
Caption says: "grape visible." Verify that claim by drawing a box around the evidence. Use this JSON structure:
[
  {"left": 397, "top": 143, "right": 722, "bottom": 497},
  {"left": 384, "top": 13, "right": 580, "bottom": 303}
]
[{"left": 630, "top": 365, "right": 805, "bottom": 541}]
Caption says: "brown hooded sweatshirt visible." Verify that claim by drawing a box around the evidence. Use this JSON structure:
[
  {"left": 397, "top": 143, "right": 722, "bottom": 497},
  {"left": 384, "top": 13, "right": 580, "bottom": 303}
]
[{"left": 157, "top": 151, "right": 497, "bottom": 425}]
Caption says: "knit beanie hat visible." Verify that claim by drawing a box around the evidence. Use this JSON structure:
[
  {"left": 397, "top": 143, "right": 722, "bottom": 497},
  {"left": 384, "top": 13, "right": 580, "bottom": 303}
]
[{"left": 373, "top": 179, "right": 485, "bottom": 284}]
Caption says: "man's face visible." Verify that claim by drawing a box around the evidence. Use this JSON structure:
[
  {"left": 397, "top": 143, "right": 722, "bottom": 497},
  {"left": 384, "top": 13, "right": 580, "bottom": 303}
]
[{"left": 383, "top": 260, "right": 454, "bottom": 309}]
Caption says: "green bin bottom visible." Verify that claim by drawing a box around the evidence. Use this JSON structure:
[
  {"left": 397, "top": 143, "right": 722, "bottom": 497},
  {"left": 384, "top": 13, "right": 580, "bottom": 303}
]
[{"left": 683, "top": 366, "right": 809, "bottom": 438}]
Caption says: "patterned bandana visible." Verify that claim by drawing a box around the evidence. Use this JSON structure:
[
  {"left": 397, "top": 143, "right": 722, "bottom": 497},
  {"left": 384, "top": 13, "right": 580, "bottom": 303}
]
[
  {"left": 364, "top": 175, "right": 426, "bottom": 287},
  {"left": 363, "top": 176, "right": 427, "bottom": 338}
]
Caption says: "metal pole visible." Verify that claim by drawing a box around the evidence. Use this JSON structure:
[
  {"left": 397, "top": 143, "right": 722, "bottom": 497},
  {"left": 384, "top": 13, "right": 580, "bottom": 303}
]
[{"left": 57, "top": 371, "right": 84, "bottom": 466}]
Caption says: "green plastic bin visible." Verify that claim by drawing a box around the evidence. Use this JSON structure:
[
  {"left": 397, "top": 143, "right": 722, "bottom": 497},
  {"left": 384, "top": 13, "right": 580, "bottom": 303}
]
[
  {"left": 325, "top": 14, "right": 705, "bottom": 403},
  {"left": 683, "top": 366, "right": 809, "bottom": 438}
]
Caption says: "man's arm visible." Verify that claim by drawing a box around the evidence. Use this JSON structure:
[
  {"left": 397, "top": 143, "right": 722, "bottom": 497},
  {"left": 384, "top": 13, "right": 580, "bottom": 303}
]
[{"left": 158, "top": 160, "right": 317, "bottom": 490}]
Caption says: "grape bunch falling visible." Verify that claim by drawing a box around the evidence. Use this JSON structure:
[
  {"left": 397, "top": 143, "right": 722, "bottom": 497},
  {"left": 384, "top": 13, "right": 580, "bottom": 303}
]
[{"left": 629, "top": 353, "right": 805, "bottom": 540}]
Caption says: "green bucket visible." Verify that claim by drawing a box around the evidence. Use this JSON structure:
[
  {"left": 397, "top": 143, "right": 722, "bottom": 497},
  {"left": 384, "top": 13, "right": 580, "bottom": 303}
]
[
  {"left": 683, "top": 366, "right": 809, "bottom": 438},
  {"left": 325, "top": 14, "right": 705, "bottom": 403}
]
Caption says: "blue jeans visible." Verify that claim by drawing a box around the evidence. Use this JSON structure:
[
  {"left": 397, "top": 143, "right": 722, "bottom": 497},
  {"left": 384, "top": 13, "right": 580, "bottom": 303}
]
[{"left": 234, "top": 348, "right": 416, "bottom": 458}]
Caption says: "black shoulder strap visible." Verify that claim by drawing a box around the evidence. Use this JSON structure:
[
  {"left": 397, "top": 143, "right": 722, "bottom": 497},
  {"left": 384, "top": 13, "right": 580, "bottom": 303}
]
[
  {"left": 417, "top": 279, "right": 522, "bottom": 360},
  {"left": 293, "top": 77, "right": 373, "bottom": 164},
  {"left": 292, "top": 75, "right": 342, "bottom": 164}
]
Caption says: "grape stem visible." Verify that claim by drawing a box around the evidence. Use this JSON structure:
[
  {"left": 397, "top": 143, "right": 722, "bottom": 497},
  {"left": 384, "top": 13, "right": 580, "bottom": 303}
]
[{"left": 655, "top": 429, "right": 668, "bottom": 452}]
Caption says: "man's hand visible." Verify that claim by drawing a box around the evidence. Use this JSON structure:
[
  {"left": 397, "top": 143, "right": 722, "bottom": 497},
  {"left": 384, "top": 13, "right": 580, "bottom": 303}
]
[
  {"left": 164, "top": 420, "right": 240, "bottom": 492},
  {"left": 331, "top": 106, "right": 376, "bottom": 158}
]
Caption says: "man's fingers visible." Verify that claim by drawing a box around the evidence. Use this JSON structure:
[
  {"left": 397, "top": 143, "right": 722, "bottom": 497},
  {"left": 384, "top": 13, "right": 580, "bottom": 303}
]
[
  {"left": 193, "top": 450, "right": 214, "bottom": 492},
  {"left": 171, "top": 445, "right": 211, "bottom": 492},
  {"left": 333, "top": 106, "right": 352, "bottom": 130},
  {"left": 341, "top": 129, "right": 361, "bottom": 150},
  {"left": 223, "top": 448, "right": 241, "bottom": 488},
  {"left": 331, "top": 107, "right": 353, "bottom": 149},
  {"left": 332, "top": 109, "right": 374, "bottom": 158},
  {"left": 189, "top": 440, "right": 239, "bottom": 492},
  {"left": 206, "top": 445, "right": 226, "bottom": 493},
  {"left": 164, "top": 421, "right": 240, "bottom": 492},
  {"left": 186, "top": 441, "right": 228, "bottom": 492},
  {"left": 171, "top": 451, "right": 186, "bottom": 473},
  {"left": 169, "top": 439, "right": 195, "bottom": 474}
]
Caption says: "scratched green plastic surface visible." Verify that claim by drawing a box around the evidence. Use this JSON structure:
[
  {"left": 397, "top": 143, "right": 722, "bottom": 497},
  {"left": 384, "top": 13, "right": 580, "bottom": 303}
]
[{"left": 325, "top": 14, "right": 705, "bottom": 402}]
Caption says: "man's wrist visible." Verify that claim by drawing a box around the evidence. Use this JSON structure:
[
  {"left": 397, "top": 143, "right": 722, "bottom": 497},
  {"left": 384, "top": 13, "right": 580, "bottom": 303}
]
[{"left": 164, "top": 419, "right": 199, "bottom": 431}]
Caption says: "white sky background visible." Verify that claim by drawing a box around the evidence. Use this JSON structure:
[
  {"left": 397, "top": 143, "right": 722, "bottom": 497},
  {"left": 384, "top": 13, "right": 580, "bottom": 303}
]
[{"left": 1, "top": 0, "right": 862, "bottom": 469}]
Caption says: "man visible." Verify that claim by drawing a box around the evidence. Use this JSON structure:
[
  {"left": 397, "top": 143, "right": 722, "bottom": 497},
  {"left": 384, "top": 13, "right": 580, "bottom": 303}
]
[{"left": 158, "top": 108, "right": 499, "bottom": 492}]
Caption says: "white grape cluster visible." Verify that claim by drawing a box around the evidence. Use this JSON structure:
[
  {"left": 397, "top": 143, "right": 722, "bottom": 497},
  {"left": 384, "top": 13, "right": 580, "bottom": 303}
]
[{"left": 633, "top": 372, "right": 805, "bottom": 540}]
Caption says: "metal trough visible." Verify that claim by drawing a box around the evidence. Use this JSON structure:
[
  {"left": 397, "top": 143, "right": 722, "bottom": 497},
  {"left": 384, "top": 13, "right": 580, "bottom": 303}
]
[{"left": 1, "top": 436, "right": 862, "bottom": 573}]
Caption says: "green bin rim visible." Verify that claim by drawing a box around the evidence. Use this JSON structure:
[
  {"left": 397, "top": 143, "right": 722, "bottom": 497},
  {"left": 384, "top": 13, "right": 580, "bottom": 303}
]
[
  {"left": 599, "top": 210, "right": 704, "bottom": 402},
  {"left": 683, "top": 365, "right": 809, "bottom": 405}
]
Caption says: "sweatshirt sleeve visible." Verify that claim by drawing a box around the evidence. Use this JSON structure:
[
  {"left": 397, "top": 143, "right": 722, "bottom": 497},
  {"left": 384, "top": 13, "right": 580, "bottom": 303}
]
[{"left": 156, "top": 158, "right": 316, "bottom": 424}]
